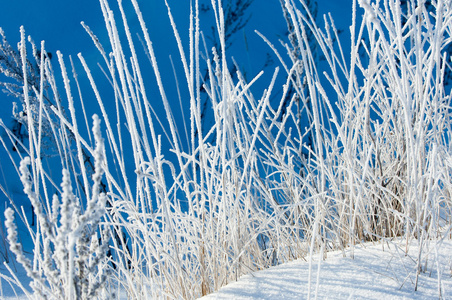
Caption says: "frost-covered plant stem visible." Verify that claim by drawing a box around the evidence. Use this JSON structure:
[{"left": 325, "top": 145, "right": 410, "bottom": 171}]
[
  {"left": 1, "top": 0, "right": 452, "bottom": 299},
  {"left": 4, "top": 114, "right": 112, "bottom": 299}
]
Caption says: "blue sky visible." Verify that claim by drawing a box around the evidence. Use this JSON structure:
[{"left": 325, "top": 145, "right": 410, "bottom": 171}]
[
  {"left": 0, "top": 0, "right": 353, "bottom": 212},
  {"left": 0, "top": 0, "right": 352, "bottom": 109}
]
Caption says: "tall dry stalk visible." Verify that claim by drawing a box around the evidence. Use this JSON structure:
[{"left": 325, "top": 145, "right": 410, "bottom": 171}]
[{"left": 1, "top": 0, "right": 451, "bottom": 299}]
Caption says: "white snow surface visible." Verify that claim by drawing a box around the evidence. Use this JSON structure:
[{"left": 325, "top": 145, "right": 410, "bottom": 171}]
[
  {"left": 201, "top": 239, "right": 452, "bottom": 300},
  {"left": 2, "top": 239, "right": 451, "bottom": 299}
]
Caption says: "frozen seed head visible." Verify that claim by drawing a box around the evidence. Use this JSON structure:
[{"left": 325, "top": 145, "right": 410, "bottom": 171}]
[
  {"left": 19, "top": 157, "right": 33, "bottom": 195},
  {"left": 359, "top": 0, "right": 377, "bottom": 24},
  {"left": 4, "top": 208, "right": 18, "bottom": 248}
]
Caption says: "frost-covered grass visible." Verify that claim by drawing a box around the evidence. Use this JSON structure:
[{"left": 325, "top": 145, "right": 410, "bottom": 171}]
[
  {"left": 1, "top": 0, "right": 452, "bottom": 299},
  {"left": 200, "top": 239, "right": 452, "bottom": 299}
]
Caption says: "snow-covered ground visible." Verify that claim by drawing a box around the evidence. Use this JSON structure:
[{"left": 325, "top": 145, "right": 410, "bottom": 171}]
[
  {"left": 201, "top": 239, "right": 452, "bottom": 299},
  {"left": 2, "top": 239, "right": 451, "bottom": 299},
  {"left": 1, "top": 0, "right": 452, "bottom": 299}
]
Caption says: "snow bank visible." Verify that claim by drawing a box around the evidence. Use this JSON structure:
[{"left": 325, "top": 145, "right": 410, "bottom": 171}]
[{"left": 202, "top": 240, "right": 452, "bottom": 299}]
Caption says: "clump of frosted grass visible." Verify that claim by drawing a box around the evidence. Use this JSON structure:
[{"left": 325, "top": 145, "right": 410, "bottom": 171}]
[
  {"left": 1, "top": 0, "right": 451, "bottom": 299},
  {"left": 271, "top": 0, "right": 452, "bottom": 296},
  {"left": 4, "top": 116, "right": 112, "bottom": 299}
]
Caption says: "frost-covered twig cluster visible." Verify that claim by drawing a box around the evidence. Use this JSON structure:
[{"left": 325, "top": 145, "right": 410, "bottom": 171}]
[
  {"left": 4, "top": 115, "right": 112, "bottom": 299},
  {"left": 1, "top": 0, "right": 452, "bottom": 299}
]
